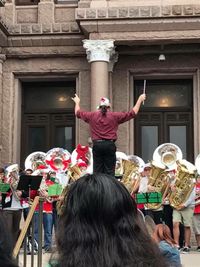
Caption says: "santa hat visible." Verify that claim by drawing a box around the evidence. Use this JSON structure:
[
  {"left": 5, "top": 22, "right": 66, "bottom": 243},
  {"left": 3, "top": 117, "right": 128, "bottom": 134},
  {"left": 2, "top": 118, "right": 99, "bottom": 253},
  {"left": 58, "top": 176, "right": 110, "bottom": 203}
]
[{"left": 97, "top": 97, "right": 111, "bottom": 109}]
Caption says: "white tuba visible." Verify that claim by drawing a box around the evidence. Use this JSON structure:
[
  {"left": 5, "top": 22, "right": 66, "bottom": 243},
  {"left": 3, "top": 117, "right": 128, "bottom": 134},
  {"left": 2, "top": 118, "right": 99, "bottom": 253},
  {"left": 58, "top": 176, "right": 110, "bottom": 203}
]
[
  {"left": 153, "top": 143, "right": 182, "bottom": 170},
  {"left": 71, "top": 144, "right": 93, "bottom": 176},
  {"left": 45, "top": 148, "right": 71, "bottom": 173},
  {"left": 25, "top": 151, "right": 46, "bottom": 171}
]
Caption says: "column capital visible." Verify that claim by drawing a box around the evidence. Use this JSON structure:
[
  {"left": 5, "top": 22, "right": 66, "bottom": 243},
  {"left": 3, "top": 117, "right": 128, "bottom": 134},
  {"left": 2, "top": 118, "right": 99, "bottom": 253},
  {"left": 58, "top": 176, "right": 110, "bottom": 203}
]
[{"left": 83, "top": 39, "right": 115, "bottom": 63}]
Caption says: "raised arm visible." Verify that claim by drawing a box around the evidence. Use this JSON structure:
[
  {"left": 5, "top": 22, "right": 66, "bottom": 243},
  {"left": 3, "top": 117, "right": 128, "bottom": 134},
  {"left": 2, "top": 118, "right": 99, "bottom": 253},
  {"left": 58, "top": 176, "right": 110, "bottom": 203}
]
[
  {"left": 71, "top": 94, "right": 80, "bottom": 115},
  {"left": 133, "top": 94, "right": 146, "bottom": 115}
]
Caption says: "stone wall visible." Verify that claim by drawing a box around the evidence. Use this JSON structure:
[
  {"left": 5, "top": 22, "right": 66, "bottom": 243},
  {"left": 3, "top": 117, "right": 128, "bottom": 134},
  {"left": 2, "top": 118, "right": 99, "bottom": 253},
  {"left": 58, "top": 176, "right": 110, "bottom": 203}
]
[{"left": 0, "top": 0, "right": 80, "bottom": 37}]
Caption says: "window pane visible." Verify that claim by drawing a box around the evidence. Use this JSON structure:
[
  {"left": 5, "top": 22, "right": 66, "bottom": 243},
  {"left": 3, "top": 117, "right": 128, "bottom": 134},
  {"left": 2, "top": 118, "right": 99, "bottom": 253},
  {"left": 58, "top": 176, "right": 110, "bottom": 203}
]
[
  {"left": 142, "top": 126, "right": 158, "bottom": 162},
  {"left": 54, "top": 127, "right": 72, "bottom": 153},
  {"left": 135, "top": 80, "right": 192, "bottom": 108},
  {"left": 169, "top": 126, "right": 186, "bottom": 159},
  {"left": 28, "top": 127, "right": 46, "bottom": 153},
  {"left": 15, "top": 0, "right": 39, "bottom": 5},
  {"left": 24, "top": 81, "right": 75, "bottom": 111}
]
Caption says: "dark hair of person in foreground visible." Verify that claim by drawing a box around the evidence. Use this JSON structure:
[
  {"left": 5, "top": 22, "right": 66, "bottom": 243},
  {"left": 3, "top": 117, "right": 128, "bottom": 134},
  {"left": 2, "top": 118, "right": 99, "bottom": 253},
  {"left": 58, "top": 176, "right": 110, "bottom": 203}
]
[
  {"left": 0, "top": 215, "right": 18, "bottom": 267},
  {"left": 50, "top": 173, "right": 168, "bottom": 267}
]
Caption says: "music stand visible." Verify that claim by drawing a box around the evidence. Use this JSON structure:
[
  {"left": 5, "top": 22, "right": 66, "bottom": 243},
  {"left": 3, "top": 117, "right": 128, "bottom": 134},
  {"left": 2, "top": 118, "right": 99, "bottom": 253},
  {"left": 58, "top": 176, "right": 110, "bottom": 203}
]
[{"left": 17, "top": 175, "right": 43, "bottom": 195}]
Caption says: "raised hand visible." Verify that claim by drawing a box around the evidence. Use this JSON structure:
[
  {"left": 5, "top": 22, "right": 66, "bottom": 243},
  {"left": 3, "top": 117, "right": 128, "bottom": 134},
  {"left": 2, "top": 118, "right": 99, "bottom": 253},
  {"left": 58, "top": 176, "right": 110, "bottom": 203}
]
[{"left": 71, "top": 94, "right": 80, "bottom": 104}]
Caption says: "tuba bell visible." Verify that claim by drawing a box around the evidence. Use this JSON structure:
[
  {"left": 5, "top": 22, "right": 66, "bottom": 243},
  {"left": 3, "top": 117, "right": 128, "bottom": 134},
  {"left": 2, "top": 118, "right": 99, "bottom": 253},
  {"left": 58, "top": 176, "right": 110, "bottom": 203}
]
[
  {"left": 153, "top": 143, "right": 182, "bottom": 169},
  {"left": 45, "top": 148, "right": 71, "bottom": 173},
  {"left": 169, "top": 159, "right": 196, "bottom": 209},
  {"left": 25, "top": 151, "right": 46, "bottom": 171}
]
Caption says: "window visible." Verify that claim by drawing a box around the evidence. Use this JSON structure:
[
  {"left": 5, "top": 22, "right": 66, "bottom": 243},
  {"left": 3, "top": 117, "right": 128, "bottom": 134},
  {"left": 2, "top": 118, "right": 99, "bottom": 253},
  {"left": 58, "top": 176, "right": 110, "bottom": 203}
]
[{"left": 15, "top": 0, "right": 39, "bottom": 6}]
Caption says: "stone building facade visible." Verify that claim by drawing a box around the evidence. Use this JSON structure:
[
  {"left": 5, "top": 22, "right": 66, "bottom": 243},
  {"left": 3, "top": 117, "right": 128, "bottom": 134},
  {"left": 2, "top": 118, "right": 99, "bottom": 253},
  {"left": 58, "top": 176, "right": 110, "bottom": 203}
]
[{"left": 0, "top": 0, "right": 200, "bottom": 167}]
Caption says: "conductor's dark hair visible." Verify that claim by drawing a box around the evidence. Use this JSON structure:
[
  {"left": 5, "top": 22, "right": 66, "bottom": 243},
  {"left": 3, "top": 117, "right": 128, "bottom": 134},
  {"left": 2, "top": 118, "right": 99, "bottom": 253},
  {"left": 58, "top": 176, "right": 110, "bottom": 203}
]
[
  {"left": 0, "top": 216, "right": 18, "bottom": 267},
  {"left": 99, "top": 105, "right": 109, "bottom": 116},
  {"left": 53, "top": 173, "right": 168, "bottom": 267}
]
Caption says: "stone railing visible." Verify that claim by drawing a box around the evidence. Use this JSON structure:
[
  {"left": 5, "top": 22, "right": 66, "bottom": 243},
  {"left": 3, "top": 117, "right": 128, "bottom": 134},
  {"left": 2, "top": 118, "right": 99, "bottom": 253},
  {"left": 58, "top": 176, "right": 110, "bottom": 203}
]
[
  {"left": 0, "top": 0, "right": 81, "bottom": 35},
  {"left": 76, "top": 4, "right": 200, "bottom": 20}
]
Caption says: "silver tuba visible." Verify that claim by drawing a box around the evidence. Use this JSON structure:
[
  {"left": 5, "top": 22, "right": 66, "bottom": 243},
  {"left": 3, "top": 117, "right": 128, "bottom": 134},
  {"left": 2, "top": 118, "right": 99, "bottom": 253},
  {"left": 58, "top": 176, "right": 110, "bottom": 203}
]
[
  {"left": 153, "top": 143, "right": 182, "bottom": 170},
  {"left": 45, "top": 148, "right": 71, "bottom": 173},
  {"left": 25, "top": 151, "right": 46, "bottom": 171}
]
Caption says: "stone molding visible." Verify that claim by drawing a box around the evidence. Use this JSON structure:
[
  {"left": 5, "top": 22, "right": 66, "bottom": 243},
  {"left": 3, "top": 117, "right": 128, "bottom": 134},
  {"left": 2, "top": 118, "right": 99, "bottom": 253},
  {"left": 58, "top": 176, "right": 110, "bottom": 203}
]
[
  {"left": 108, "top": 52, "right": 118, "bottom": 72},
  {"left": 83, "top": 39, "right": 115, "bottom": 62},
  {"left": 76, "top": 5, "right": 200, "bottom": 20},
  {"left": 7, "top": 22, "right": 80, "bottom": 35}
]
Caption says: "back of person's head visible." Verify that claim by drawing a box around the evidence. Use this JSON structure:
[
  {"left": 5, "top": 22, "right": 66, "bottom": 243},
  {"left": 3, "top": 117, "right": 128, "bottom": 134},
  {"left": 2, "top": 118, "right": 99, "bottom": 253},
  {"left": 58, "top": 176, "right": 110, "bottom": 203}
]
[
  {"left": 0, "top": 216, "right": 18, "bottom": 267},
  {"left": 98, "top": 97, "right": 110, "bottom": 116},
  {"left": 153, "top": 224, "right": 176, "bottom": 246},
  {"left": 54, "top": 173, "right": 168, "bottom": 267}
]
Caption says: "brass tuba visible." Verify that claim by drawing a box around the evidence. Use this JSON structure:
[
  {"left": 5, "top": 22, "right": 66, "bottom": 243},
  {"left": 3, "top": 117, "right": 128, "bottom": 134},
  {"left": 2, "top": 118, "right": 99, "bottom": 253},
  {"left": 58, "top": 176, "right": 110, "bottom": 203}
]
[
  {"left": 146, "top": 160, "right": 167, "bottom": 209},
  {"left": 169, "top": 159, "right": 196, "bottom": 209},
  {"left": 150, "top": 143, "right": 183, "bottom": 209},
  {"left": 5, "top": 164, "right": 20, "bottom": 200},
  {"left": 120, "top": 155, "right": 144, "bottom": 194}
]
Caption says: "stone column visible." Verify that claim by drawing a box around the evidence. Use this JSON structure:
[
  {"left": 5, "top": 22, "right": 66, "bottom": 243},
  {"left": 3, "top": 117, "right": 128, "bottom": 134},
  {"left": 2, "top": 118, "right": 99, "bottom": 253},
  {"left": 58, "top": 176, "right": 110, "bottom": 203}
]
[
  {"left": 83, "top": 40, "right": 116, "bottom": 111},
  {"left": 0, "top": 54, "right": 6, "bottom": 164}
]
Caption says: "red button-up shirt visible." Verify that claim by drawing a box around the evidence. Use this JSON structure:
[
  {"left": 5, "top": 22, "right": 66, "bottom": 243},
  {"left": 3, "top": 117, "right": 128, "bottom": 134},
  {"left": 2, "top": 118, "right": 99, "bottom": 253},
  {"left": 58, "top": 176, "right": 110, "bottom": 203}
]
[{"left": 76, "top": 109, "right": 136, "bottom": 140}]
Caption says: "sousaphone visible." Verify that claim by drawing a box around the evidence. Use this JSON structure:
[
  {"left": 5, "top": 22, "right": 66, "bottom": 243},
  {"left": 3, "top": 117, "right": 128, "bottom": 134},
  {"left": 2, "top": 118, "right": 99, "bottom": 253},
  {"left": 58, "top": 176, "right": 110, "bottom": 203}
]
[
  {"left": 45, "top": 148, "right": 71, "bottom": 173},
  {"left": 71, "top": 144, "right": 93, "bottom": 176},
  {"left": 115, "top": 151, "right": 128, "bottom": 178},
  {"left": 153, "top": 143, "right": 182, "bottom": 170},
  {"left": 25, "top": 151, "right": 46, "bottom": 171}
]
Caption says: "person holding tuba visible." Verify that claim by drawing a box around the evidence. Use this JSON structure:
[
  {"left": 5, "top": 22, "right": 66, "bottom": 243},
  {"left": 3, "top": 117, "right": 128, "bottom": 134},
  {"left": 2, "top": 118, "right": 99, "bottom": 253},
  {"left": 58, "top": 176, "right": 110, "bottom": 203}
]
[
  {"left": 171, "top": 161, "right": 196, "bottom": 253},
  {"left": 1, "top": 164, "right": 28, "bottom": 249}
]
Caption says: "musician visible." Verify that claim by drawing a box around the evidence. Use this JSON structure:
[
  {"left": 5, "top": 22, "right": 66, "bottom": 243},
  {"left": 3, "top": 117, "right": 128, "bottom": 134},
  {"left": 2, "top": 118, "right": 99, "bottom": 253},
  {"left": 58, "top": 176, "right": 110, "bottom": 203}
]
[
  {"left": 172, "top": 185, "right": 195, "bottom": 253},
  {"left": 1, "top": 169, "right": 28, "bottom": 249},
  {"left": 31, "top": 170, "right": 54, "bottom": 253},
  {"left": 137, "top": 163, "right": 152, "bottom": 215},
  {"left": 72, "top": 94, "right": 146, "bottom": 176},
  {"left": 192, "top": 174, "right": 200, "bottom": 251}
]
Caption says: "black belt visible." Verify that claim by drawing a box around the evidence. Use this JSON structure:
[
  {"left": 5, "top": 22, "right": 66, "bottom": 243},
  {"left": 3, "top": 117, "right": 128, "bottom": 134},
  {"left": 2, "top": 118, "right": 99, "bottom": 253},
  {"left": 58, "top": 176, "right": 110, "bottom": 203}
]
[{"left": 93, "top": 139, "right": 115, "bottom": 142}]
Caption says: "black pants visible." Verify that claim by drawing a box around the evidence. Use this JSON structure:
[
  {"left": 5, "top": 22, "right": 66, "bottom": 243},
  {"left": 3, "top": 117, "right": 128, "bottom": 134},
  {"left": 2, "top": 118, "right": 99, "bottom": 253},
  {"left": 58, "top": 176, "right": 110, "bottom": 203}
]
[
  {"left": 92, "top": 140, "right": 116, "bottom": 176},
  {"left": 3, "top": 209, "right": 22, "bottom": 249}
]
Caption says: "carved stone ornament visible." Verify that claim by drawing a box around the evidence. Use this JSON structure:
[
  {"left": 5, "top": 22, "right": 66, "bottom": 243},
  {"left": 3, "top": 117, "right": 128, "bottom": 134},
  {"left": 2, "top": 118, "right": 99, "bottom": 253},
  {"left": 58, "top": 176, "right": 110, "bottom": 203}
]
[{"left": 83, "top": 39, "right": 116, "bottom": 63}]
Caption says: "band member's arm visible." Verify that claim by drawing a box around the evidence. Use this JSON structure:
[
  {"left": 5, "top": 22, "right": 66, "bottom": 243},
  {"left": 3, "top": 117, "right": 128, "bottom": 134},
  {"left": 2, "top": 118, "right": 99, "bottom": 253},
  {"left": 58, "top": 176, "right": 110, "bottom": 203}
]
[
  {"left": 133, "top": 94, "right": 146, "bottom": 114},
  {"left": 72, "top": 94, "right": 80, "bottom": 115},
  {"left": 182, "top": 187, "right": 196, "bottom": 208}
]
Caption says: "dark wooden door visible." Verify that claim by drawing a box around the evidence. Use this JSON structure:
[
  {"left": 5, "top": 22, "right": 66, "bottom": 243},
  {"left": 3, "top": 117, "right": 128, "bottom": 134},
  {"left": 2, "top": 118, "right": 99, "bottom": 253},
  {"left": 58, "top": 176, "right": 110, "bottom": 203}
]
[
  {"left": 21, "top": 80, "right": 76, "bottom": 167},
  {"left": 21, "top": 112, "right": 75, "bottom": 165},
  {"left": 135, "top": 111, "right": 193, "bottom": 163}
]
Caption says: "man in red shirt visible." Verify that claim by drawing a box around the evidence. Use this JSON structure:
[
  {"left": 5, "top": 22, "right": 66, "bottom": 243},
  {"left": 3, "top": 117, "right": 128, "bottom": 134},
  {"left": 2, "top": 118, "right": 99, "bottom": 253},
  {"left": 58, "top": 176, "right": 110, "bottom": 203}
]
[{"left": 72, "top": 93, "right": 146, "bottom": 176}]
